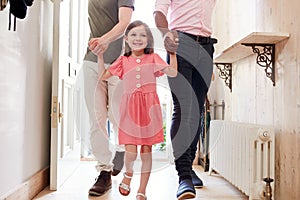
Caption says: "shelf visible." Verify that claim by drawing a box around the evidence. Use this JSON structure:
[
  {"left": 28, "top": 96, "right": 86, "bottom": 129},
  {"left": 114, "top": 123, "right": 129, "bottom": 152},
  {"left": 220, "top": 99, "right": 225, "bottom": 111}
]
[
  {"left": 214, "top": 32, "right": 290, "bottom": 63},
  {"left": 214, "top": 32, "right": 290, "bottom": 91}
]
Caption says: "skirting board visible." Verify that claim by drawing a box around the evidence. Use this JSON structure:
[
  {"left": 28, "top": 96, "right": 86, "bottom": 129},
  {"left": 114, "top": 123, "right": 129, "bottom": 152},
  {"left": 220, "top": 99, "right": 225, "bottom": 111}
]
[{"left": 1, "top": 167, "right": 49, "bottom": 200}]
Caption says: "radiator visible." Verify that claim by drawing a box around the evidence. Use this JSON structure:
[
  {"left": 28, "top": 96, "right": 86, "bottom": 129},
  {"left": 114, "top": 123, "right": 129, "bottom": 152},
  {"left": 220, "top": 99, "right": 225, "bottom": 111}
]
[{"left": 209, "top": 120, "right": 275, "bottom": 200}]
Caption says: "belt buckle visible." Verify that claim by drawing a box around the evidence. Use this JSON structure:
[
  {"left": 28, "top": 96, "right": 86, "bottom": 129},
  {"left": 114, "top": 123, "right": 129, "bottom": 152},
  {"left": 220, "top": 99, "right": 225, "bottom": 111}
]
[
  {"left": 195, "top": 35, "right": 201, "bottom": 43},
  {"left": 196, "top": 36, "right": 210, "bottom": 44}
]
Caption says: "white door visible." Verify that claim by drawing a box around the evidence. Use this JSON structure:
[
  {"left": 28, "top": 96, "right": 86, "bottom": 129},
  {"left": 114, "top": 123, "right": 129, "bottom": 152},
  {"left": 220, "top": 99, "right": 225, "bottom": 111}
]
[{"left": 50, "top": 0, "right": 87, "bottom": 190}]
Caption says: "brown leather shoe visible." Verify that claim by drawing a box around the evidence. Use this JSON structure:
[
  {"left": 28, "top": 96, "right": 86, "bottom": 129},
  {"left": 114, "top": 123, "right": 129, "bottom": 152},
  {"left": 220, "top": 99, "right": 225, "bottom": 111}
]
[{"left": 89, "top": 171, "right": 112, "bottom": 196}]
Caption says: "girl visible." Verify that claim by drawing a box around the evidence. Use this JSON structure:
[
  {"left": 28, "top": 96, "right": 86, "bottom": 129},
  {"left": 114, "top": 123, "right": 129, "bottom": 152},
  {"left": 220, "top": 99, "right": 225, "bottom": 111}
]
[{"left": 101, "top": 20, "right": 177, "bottom": 200}]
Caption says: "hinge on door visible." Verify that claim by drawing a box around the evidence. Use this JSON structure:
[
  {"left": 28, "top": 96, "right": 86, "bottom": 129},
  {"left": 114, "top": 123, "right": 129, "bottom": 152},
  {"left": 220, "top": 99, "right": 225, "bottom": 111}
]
[{"left": 51, "top": 96, "right": 58, "bottom": 128}]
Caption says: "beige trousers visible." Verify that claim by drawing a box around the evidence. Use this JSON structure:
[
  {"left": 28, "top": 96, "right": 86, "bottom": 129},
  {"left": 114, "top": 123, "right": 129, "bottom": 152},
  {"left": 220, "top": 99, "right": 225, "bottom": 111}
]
[{"left": 83, "top": 60, "right": 123, "bottom": 172}]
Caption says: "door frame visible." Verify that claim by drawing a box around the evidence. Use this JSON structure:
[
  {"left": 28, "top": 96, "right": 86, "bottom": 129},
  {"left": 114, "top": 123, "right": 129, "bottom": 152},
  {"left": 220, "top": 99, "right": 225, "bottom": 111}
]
[{"left": 50, "top": 0, "right": 86, "bottom": 190}]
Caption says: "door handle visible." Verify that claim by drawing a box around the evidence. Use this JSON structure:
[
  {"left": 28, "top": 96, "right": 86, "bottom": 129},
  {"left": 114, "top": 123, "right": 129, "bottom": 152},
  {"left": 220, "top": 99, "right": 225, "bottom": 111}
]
[{"left": 58, "top": 102, "right": 63, "bottom": 123}]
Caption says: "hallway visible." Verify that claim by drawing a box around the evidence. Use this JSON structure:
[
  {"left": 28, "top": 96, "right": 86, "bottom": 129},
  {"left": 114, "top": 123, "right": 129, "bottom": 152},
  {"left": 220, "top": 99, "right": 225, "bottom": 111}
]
[{"left": 33, "top": 161, "right": 247, "bottom": 200}]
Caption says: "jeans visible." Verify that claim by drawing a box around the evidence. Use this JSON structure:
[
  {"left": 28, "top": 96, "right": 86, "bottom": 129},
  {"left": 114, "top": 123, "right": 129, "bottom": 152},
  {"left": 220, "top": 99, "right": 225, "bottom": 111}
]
[{"left": 167, "top": 32, "right": 215, "bottom": 181}]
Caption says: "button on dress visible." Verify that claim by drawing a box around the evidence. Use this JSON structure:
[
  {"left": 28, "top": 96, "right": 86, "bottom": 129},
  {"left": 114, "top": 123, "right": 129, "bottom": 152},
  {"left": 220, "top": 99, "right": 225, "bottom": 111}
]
[{"left": 108, "top": 53, "right": 169, "bottom": 145}]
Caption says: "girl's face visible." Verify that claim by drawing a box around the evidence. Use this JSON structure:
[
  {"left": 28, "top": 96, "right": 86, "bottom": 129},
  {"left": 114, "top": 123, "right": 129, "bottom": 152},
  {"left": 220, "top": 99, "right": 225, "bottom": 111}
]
[{"left": 125, "top": 25, "right": 148, "bottom": 53}]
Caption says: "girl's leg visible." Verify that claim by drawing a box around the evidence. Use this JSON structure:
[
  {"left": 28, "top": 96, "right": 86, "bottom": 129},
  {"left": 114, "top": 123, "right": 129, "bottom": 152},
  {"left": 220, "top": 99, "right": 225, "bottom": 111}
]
[
  {"left": 119, "top": 144, "right": 137, "bottom": 195},
  {"left": 137, "top": 145, "right": 152, "bottom": 199}
]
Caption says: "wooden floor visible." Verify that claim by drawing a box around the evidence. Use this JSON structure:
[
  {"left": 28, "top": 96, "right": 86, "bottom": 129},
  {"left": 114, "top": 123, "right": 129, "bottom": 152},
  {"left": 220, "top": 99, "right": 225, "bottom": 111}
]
[{"left": 33, "top": 161, "right": 248, "bottom": 200}]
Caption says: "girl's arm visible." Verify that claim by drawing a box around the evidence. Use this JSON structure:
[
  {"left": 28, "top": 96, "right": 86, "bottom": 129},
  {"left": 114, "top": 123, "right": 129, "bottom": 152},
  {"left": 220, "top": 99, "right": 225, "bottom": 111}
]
[
  {"left": 162, "top": 53, "right": 178, "bottom": 77},
  {"left": 101, "top": 69, "right": 113, "bottom": 81},
  {"left": 98, "top": 55, "right": 113, "bottom": 80}
]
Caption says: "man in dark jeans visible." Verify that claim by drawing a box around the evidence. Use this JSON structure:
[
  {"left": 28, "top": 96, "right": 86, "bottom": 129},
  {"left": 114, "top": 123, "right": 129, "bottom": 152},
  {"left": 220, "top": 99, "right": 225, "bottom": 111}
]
[{"left": 154, "top": 0, "right": 217, "bottom": 199}]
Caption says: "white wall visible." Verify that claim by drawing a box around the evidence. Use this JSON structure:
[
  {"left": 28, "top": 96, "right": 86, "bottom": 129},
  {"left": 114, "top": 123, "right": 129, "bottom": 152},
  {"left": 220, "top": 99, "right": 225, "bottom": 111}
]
[
  {"left": 0, "top": 1, "right": 53, "bottom": 197},
  {"left": 211, "top": 0, "right": 300, "bottom": 199}
]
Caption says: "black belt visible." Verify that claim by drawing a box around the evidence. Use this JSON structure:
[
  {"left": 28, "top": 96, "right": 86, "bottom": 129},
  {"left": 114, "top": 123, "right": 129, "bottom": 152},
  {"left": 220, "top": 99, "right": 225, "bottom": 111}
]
[{"left": 181, "top": 32, "right": 217, "bottom": 44}]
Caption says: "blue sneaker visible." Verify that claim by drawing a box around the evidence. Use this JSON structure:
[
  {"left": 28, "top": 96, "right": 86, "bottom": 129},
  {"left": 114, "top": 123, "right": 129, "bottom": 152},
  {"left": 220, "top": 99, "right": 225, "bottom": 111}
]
[
  {"left": 176, "top": 179, "right": 196, "bottom": 200},
  {"left": 191, "top": 170, "right": 203, "bottom": 188}
]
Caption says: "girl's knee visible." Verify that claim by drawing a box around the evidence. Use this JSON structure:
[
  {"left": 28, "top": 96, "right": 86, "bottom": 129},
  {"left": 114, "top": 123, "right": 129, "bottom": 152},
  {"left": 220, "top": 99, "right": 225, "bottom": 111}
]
[
  {"left": 125, "top": 151, "right": 138, "bottom": 162},
  {"left": 140, "top": 146, "right": 152, "bottom": 163},
  {"left": 140, "top": 145, "right": 152, "bottom": 154}
]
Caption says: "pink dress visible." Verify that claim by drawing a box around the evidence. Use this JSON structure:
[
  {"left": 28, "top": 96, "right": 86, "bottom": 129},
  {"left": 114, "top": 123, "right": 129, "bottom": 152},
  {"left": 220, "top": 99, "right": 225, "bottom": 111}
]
[{"left": 108, "top": 53, "right": 168, "bottom": 145}]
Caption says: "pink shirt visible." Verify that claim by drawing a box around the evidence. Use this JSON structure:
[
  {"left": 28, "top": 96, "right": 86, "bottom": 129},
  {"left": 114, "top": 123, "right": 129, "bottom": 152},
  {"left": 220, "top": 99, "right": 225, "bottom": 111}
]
[{"left": 155, "top": 0, "right": 216, "bottom": 37}]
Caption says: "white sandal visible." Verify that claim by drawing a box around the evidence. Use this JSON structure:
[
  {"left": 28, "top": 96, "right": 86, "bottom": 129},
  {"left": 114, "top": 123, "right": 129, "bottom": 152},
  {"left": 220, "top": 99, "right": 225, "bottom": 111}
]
[
  {"left": 136, "top": 193, "right": 147, "bottom": 200},
  {"left": 119, "top": 172, "right": 132, "bottom": 196}
]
